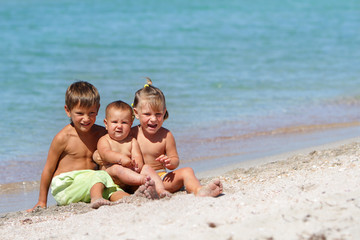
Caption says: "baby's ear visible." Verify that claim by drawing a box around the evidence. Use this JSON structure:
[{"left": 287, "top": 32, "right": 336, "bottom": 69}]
[{"left": 103, "top": 118, "right": 108, "bottom": 129}]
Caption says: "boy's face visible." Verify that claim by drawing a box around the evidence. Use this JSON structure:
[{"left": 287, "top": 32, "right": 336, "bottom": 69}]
[
  {"left": 104, "top": 108, "right": 133, "bottom": 141},
  {"left": 134, "top": 103, "right": 165, "bottom": 136},
  {"left": 65, "top": 104, "right": 99, "bottom": 132}
]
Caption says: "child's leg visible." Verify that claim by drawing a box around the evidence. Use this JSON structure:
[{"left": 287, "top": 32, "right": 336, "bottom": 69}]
[
  {"left": 112, "top": 177, "right": 159, "bottom": 201},
  {"left": 90, "top": 182, "right": 130, "bottom": 208},
  {"left": 196, "top": 178, "right": 223, "bottom": 197},
  {"left": 163, "top": 167, "right": 223, "bottom": 197},
  {"left": 133, "top": 176, "right": 159, "bottom": 200},
  {"left": 106, "top": 164, "right": 147, "bottom": 186},
  {"left": 162, "top": 167, "right": 200, "bottom": 193},
  {"left": 109, "top": 190, "right": 130, "bottom": 202},
  {"left": 89, "top": 182, "right": 112, "bottom": 209},
  {"left": 140, "top": 165, "right": 171, "bottom": 198}
]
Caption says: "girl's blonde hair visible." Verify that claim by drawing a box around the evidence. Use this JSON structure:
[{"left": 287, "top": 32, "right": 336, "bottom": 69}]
[{"left": 133, "top": 78, "right": 169, "bottom": 120}]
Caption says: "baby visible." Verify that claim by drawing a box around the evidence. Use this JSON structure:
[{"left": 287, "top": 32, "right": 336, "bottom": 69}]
[{"left": 94, "top": 100, "right": 171, "bottom": 198}]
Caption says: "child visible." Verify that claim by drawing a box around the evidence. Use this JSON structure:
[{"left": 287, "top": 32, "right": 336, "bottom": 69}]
[
  {"left": 94, "top": 100, "right": 171, "bottom": 198},
  {"left": 28, "top": 81, "right": 154, "bottom": 212},
  {"left": 131, "top": 78, "right": 223, "bottom": 197}
]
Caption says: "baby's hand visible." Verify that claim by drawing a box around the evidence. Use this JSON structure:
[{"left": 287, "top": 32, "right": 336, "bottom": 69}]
[
  {"left": 120, "top": 155, "right": 133, "bottom": 168},
  {"left": 129, "top": 158, "right": 139, "bottom": 173},
  {"left": 132, "top": 160, "right": 141, "bottom": 173},
  {"left": 93, "top": 151, "right": 104, "bottom": 166},
  {"left": 155, "top": 155, "right": 171, "bottom": 168}
]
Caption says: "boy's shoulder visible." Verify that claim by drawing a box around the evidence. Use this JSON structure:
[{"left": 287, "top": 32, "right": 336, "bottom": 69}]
[
  {"left": 54, "top": 124, "right": 106, "bottom": 142},
  {"left": 92, "top": 124, "right": 107, "bottom": 135},
  {"left": 90, "top": 124, "right": 107, "bottom": 143},
  {"left": 55, "top": 124, "right": 76, "bottom": 138},
  {"left": 50, "top": 124, "right": 76, "bottom": 149}
]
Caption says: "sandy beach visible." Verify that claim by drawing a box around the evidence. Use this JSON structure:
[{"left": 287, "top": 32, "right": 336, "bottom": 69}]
[{"left": 1, "top": 138, "right": 359, "bottom": 240}]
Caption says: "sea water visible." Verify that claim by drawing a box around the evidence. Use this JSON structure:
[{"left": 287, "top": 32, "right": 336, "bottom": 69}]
[{"left": 0, "top": 0, "right": 359, "bottom": 212}]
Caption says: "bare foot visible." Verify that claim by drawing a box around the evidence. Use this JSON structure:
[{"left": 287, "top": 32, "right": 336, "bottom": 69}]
[
  {"left": 140, "top": 175, "right": 151, "bottom": 185},
  {"left": 134, "top": 177, "right": 159, "bottom": 200},
  {"left": 90, "top": 198, "right": 112, "bottom": 209},
  {"left": 196, "top": 178, "right": 223, "bottom": 197},
  {"left": 159, "top": 190, "right": 172, "bottom": 198}
]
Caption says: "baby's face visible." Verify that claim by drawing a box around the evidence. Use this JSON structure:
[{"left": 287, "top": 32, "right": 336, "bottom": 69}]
[{"left": 105, "top": 109, "right": 133, "bottom": 141}]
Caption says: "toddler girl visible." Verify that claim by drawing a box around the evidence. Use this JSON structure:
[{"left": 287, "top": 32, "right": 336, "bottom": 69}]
[{"left": 131, "top": 78, "right": 223, "bottom": 197}]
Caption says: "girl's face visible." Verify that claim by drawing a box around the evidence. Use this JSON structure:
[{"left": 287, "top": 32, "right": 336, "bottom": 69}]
[
  {"left": 134, "top": 102, "right": 166, "bottom": 135},
  {"left": 104, "top": 108, "right": 133, "bottom": 141}
]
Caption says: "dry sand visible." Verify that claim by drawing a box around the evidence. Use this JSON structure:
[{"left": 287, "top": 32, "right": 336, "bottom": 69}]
[{"left": 1, "top": 138, "right": 360, "bottom": 240}]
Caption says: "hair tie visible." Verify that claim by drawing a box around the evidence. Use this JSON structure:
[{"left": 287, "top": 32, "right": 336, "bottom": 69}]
[
  {"left": 131, "top": 103, "right": 134, "bottom": 107},
  {"left": 144, "top": 77, "right": 152, "bottom": 87}
]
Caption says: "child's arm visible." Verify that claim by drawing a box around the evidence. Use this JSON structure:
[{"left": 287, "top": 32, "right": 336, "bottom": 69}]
[
  {"left": 97, "top": 136, "right": 133, "bottom": 168},
  {"left": 131, "top": 138, "right": 144, "bottom": 172},
  {"left": 27, "top": 133, "right": 66, "bottom": 212},
  {"left": 155, "top": 131, "right": 179, "bottom": 170}
]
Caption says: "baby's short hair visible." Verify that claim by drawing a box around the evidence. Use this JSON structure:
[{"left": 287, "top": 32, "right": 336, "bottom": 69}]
[
  {"left": 65, "top": 81, "right": 100, "bottom": 110},
  {"left": 106, "top": 100, "right": 134, "bottom": 121}
]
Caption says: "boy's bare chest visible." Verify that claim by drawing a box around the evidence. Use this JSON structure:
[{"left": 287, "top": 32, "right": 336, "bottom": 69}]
[
  {"left": 66, "top": 135, "right": 97, "bottom": 158},
  {"left": 59, "top": 141, "right": 96, "bottom": 170}
]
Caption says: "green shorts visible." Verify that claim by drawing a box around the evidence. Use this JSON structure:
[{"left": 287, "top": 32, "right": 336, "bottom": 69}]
[{"left": 51, "top": 170, "right": 122, "bottom": 205}]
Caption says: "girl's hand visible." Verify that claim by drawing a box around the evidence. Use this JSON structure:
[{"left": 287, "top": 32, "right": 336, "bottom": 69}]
[{"left": 155, "top": 154, "right": 172, "bottom": 169}]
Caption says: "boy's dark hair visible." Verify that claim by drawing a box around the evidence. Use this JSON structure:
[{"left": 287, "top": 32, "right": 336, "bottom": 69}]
[
  {"left": 65, "top": 81, "right": 100, "bottom": 110},
  {"left": 106, "top": 100, "right": 134, "bottom": 121}
]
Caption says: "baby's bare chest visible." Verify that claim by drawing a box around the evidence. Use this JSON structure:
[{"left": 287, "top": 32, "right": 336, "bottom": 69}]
[{"left": 109, "top": 141, "right": 132, "bottom": 155}]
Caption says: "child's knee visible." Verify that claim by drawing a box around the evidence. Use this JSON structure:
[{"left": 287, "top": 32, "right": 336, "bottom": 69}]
[
  {"left": 182, "top": 167, "right": 195, "bottom": 176},
  {"left": 141, "top": 164, "right": 150, "bottom": 171},
  {"left": 141, "top": 164, "right": 155, "bottom": 174},
  {"left": 109, "top": 164, "right": 126, "bottom": 175}
]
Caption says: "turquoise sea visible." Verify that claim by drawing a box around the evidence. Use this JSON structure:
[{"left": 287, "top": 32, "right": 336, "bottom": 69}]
[{"left": 1, "top": 0, "right": 360, "bottom": 213}]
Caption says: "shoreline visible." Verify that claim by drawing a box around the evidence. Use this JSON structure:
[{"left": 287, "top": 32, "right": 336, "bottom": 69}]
[
  {"left": 1, "top": 135, "right": 359, "bottom": 239},
  {"left": 1, "top": 124, "right": 360, "bottom": 215},
  {"left": 196, "top": 135, "right": 360, "bottom": 179}
]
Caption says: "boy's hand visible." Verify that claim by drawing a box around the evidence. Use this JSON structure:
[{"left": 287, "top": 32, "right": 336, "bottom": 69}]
[
  {"left": 155, "top": 154, "right": 172, "bottom": 168},
  {"left": 27, "top": 202, "right": 46, "bottom": 212}
]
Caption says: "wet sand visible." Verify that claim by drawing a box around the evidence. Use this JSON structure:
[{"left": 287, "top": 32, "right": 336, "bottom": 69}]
[{"left": 1, "top": 137, "right": 359, "bottom": 239}]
